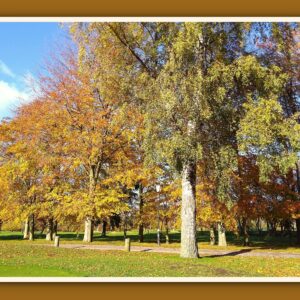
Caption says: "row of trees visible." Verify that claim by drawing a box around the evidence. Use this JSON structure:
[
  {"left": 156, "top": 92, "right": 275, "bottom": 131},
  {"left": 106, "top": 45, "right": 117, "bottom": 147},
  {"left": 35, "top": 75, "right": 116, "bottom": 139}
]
[{"left": 0, "top": 22, "right": 299, "bottom": 258}]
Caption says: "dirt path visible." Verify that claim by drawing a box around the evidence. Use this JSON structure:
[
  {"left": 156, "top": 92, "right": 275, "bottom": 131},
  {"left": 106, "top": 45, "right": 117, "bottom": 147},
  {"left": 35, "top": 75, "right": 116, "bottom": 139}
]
[{"left": 40, "top": 243, "right": 300, "bottom": 258}]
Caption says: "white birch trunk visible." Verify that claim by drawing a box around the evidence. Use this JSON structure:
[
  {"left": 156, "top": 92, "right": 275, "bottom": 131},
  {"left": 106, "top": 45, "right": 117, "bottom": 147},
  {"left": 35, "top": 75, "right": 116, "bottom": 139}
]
[
  {"left": 29, "top": 214, "right": 35, "bottom": 241},
  {"left": 23, "top": 218, "right": 29, "bottom": 239},
  {"left": 46, "top": 218, "right": 54, "bottom": 241},
  {"left": 180, "top": 161, "right": 199, "bottom": 258},
  {"left": 83, "top": 217, "right": 93, "bottom": 242},
  {"left": 210, "top": 225, "right": 216, "bottom": 245},
  {"left": 218, "top": 222, "right": 227, "bottom": 246}
]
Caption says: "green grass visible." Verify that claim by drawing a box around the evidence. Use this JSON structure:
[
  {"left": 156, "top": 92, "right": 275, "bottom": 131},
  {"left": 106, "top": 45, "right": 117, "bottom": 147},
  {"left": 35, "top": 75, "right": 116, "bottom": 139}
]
[
  {"left": 0, "top": 230, "right": 300, "bottom": 277},
  {"left": 1, "top": 229, "right": 299, "bottom": 252},
  {"left": 0, "top": 242, "right": 299, "bottom": 277}
]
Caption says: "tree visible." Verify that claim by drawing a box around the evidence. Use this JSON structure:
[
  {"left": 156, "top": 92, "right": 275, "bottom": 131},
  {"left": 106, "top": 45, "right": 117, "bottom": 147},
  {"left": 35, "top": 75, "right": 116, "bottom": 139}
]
[
  {"left": 72, "top": 22, "right": 292, "bottom": 256},
  {"left": 254, "top": 23, "right": 300, "bottom": 243}
]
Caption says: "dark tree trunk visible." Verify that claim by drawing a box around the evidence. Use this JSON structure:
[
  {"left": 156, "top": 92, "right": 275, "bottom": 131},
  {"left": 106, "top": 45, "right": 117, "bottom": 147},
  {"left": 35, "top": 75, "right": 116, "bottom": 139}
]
[
  {"left": 242, "top": 218, "right": 250, "bottom": 246},
  {"left": 295, "top": 161, "right": 300, "bottom": 245},
  {"left": 101, "top": 220, "right": 107, "bottom": 237},
  {"left": 123, "top": 215, "right": 127, "bottom": 239},
  {"left": 52, "top": 220, "right": 58, "bottom": 239},
  {"left": 138, "top": 224, "right": 144, "bottom": 243},
  {"left": 256, "top": 218, "right": 263, "bottom": 236},
  {"left": 296, "top": 219, "right": 300, "bottom": 245},
  {"left": 137, "top": 183, "right": 144, "bottom": 243}
]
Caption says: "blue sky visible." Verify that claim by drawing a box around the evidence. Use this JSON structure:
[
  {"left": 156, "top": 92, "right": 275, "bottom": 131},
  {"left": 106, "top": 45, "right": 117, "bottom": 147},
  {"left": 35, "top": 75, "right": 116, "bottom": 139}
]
[{"left": 0, "top": 22, "right": 69, "bottom": 120}]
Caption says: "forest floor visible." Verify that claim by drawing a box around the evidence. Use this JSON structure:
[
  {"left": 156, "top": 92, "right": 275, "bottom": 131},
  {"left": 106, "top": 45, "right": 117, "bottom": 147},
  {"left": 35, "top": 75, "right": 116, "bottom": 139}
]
[{"left": 0, "top": 230, "right": 300, "bottom": 277}]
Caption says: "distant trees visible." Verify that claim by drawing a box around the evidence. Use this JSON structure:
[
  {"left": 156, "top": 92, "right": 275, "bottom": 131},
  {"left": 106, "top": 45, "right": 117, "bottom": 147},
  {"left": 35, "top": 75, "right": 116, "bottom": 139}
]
[{"left": 0, "top": 22, "right": 299, "bottom": 256}]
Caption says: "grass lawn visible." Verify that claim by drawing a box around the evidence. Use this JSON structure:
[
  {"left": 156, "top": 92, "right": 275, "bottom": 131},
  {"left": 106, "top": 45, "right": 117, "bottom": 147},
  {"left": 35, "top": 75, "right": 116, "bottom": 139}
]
[
  {"left": 0, "top": 242, "right": 299, "bottom": 277},
  {"left": 0, "top": 230, "right": 300, "bottom": 277},
  {"left": 1, "top": 229, "right": 299, "bottom": 252}
]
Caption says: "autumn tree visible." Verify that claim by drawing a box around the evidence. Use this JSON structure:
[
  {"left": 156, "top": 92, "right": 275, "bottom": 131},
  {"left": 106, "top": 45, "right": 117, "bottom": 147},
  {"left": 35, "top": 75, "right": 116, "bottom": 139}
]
[{"left": 252, "top": 23, "right": 300, "bottom": 243}]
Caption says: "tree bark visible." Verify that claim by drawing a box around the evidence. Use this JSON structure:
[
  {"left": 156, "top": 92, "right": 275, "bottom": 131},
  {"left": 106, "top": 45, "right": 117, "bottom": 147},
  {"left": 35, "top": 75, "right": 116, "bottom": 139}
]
[
  {"left": 29, "top": 214, "right": 35, "bottom": 241},
  {"left": 123, "top": 215, "right": 127, "bottom": 239},
  {"left": 83, "top": 217, "right": 93, "bottom": 242},
  {"left": 296, "top": 219, "right": 300, "bottom": 245},
  {"left": 83, "top": 165, "right": 98, "bottom": 243},
  {"left": 242, "top": 218, "right": 250, "bottom": 246},
  {"left": 137, "top": 183, "right": 144, "bottom": 243},
  {"left": 217, "top": 222, "right": 227, "bottom": 247},
  {"left": 46, "top": 218, "right": 54, "bottom": 241},
  {"left": 138, "top": 224, "right": 144, "bottom": 243},
  {"left": 101, "top": 220, "right": 107, "bottom": 237},
  {"left": 295, "top": 161, "right": 300, "bottom": 245},
  {"left": 165, "top": 220, "right": 170, "bottom": 244},
  {"left": 23, "top": 218, "right": 29, "bottom": 239},
  {"left": 52, "top": 220, "right": 58, "bottom": 240},
  {"left": 180, "top": 161, "right": 199, "bottom": 258},
  {"left": 210, "top": 225, "right": 216, "bottom": 245}
]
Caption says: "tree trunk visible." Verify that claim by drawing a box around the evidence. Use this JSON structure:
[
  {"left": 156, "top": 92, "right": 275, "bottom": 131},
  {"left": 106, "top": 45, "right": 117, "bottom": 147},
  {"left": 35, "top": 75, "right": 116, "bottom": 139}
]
[
  {"left": 52, "top": 220, "right": 58, "bottom": 239},
  {"left": 210, "top": 225, "right": 216, "bottom": 245},
  {"left": 123, "top": 215, "right": 127, "bottom": 238},
  {"left": 218, "top": 222, "right": 227, "bottom": 247},
  {"left": 180, "top": 161, "right": 199, "bottom": 258},
  {"left": 138, "top": 183, "right": 144, "bottom": 243},
  {"left": 101, "top": 220, "right": 107, "bottom": 237},
  {"left": 138, "top": 224, "right": 144, "bottom": 243},
  {"left": 165, "top": 220, "right": 170, "bottom": 244},
  {"left": 46, "top": 218, "right": 54, "bottom": 241},
  {"left": 242, "top": 218, "right": 250, "bottom": 246},
  {"left": 83, "top": 165, "right": 98, "bottom": 243},
  {"left": 295, "top": 161, "right": 300, "bottom": 245},
  {"left": 296, "top": 219, "right": 300, "bottom": 245},
  {"left": 83, "top": 217, "right": 93, "bottom": 242},
  {"left": 23, "top": 218, "right": 29, "bottom": 239},
  {"left": 29, "top": 214, "right": 35, "bottom": 241}
]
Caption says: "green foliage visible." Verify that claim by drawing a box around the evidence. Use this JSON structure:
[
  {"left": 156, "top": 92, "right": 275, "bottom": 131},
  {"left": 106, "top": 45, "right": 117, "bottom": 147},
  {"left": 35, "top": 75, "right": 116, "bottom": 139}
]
[{"left": 238, "top": 98, "right": 300, "bottom": 181}]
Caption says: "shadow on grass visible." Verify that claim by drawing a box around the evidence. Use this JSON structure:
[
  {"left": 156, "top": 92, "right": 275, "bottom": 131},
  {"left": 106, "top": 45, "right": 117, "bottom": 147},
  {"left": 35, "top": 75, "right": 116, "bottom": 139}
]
[
  {"left": 205, "top": 249, "right": 253, "bottom": 258},
  {"left": 0, "top": 230, "right": 299, "bottom": 250},
  {"left": 0, "top": 234, "right": 24, "bottom": 241}
]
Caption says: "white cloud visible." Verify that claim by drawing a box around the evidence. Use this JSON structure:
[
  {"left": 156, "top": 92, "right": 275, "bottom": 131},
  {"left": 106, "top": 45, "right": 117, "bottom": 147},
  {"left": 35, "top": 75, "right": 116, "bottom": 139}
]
[
  {"left": 0, "top": 60, "right": 15, "bottom": 78},
  {"left": 0, "top": 80, "right": 30, "bottom": 119}
]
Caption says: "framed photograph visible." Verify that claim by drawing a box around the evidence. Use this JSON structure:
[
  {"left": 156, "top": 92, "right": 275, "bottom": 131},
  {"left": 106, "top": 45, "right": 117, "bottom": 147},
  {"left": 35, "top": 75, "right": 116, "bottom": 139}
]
[{"left": 0, "top": 0, "right": 300, "bottom": 299}]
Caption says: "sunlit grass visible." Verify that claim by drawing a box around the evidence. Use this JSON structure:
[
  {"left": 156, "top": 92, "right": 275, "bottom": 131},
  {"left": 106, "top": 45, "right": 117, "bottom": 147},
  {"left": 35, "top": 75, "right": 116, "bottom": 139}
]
[
  {"left": 0, "top": 242, "right": 299, "bottom": 277},
  {"left": 1, "top": 230, "right": 300, "bottom": 253}
]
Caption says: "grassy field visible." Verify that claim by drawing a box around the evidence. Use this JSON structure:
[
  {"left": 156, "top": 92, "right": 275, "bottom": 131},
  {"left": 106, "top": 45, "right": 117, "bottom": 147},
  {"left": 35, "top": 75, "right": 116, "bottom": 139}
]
[
  {"left": 0, "top": 230, "right": 299, "bottom": 277},
  {"left": 0, "top": 242, "right": 299, "bottom": 277},
  {"left": 1, "top": 229, "right": 299, "bottom": 252}
]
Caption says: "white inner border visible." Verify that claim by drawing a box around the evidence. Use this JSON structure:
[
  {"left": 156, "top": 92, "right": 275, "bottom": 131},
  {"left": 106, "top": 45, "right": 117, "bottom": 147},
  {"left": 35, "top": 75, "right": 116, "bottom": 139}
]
[{"left": 0, "top": 16, "right": 300, "bottom": 282}]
